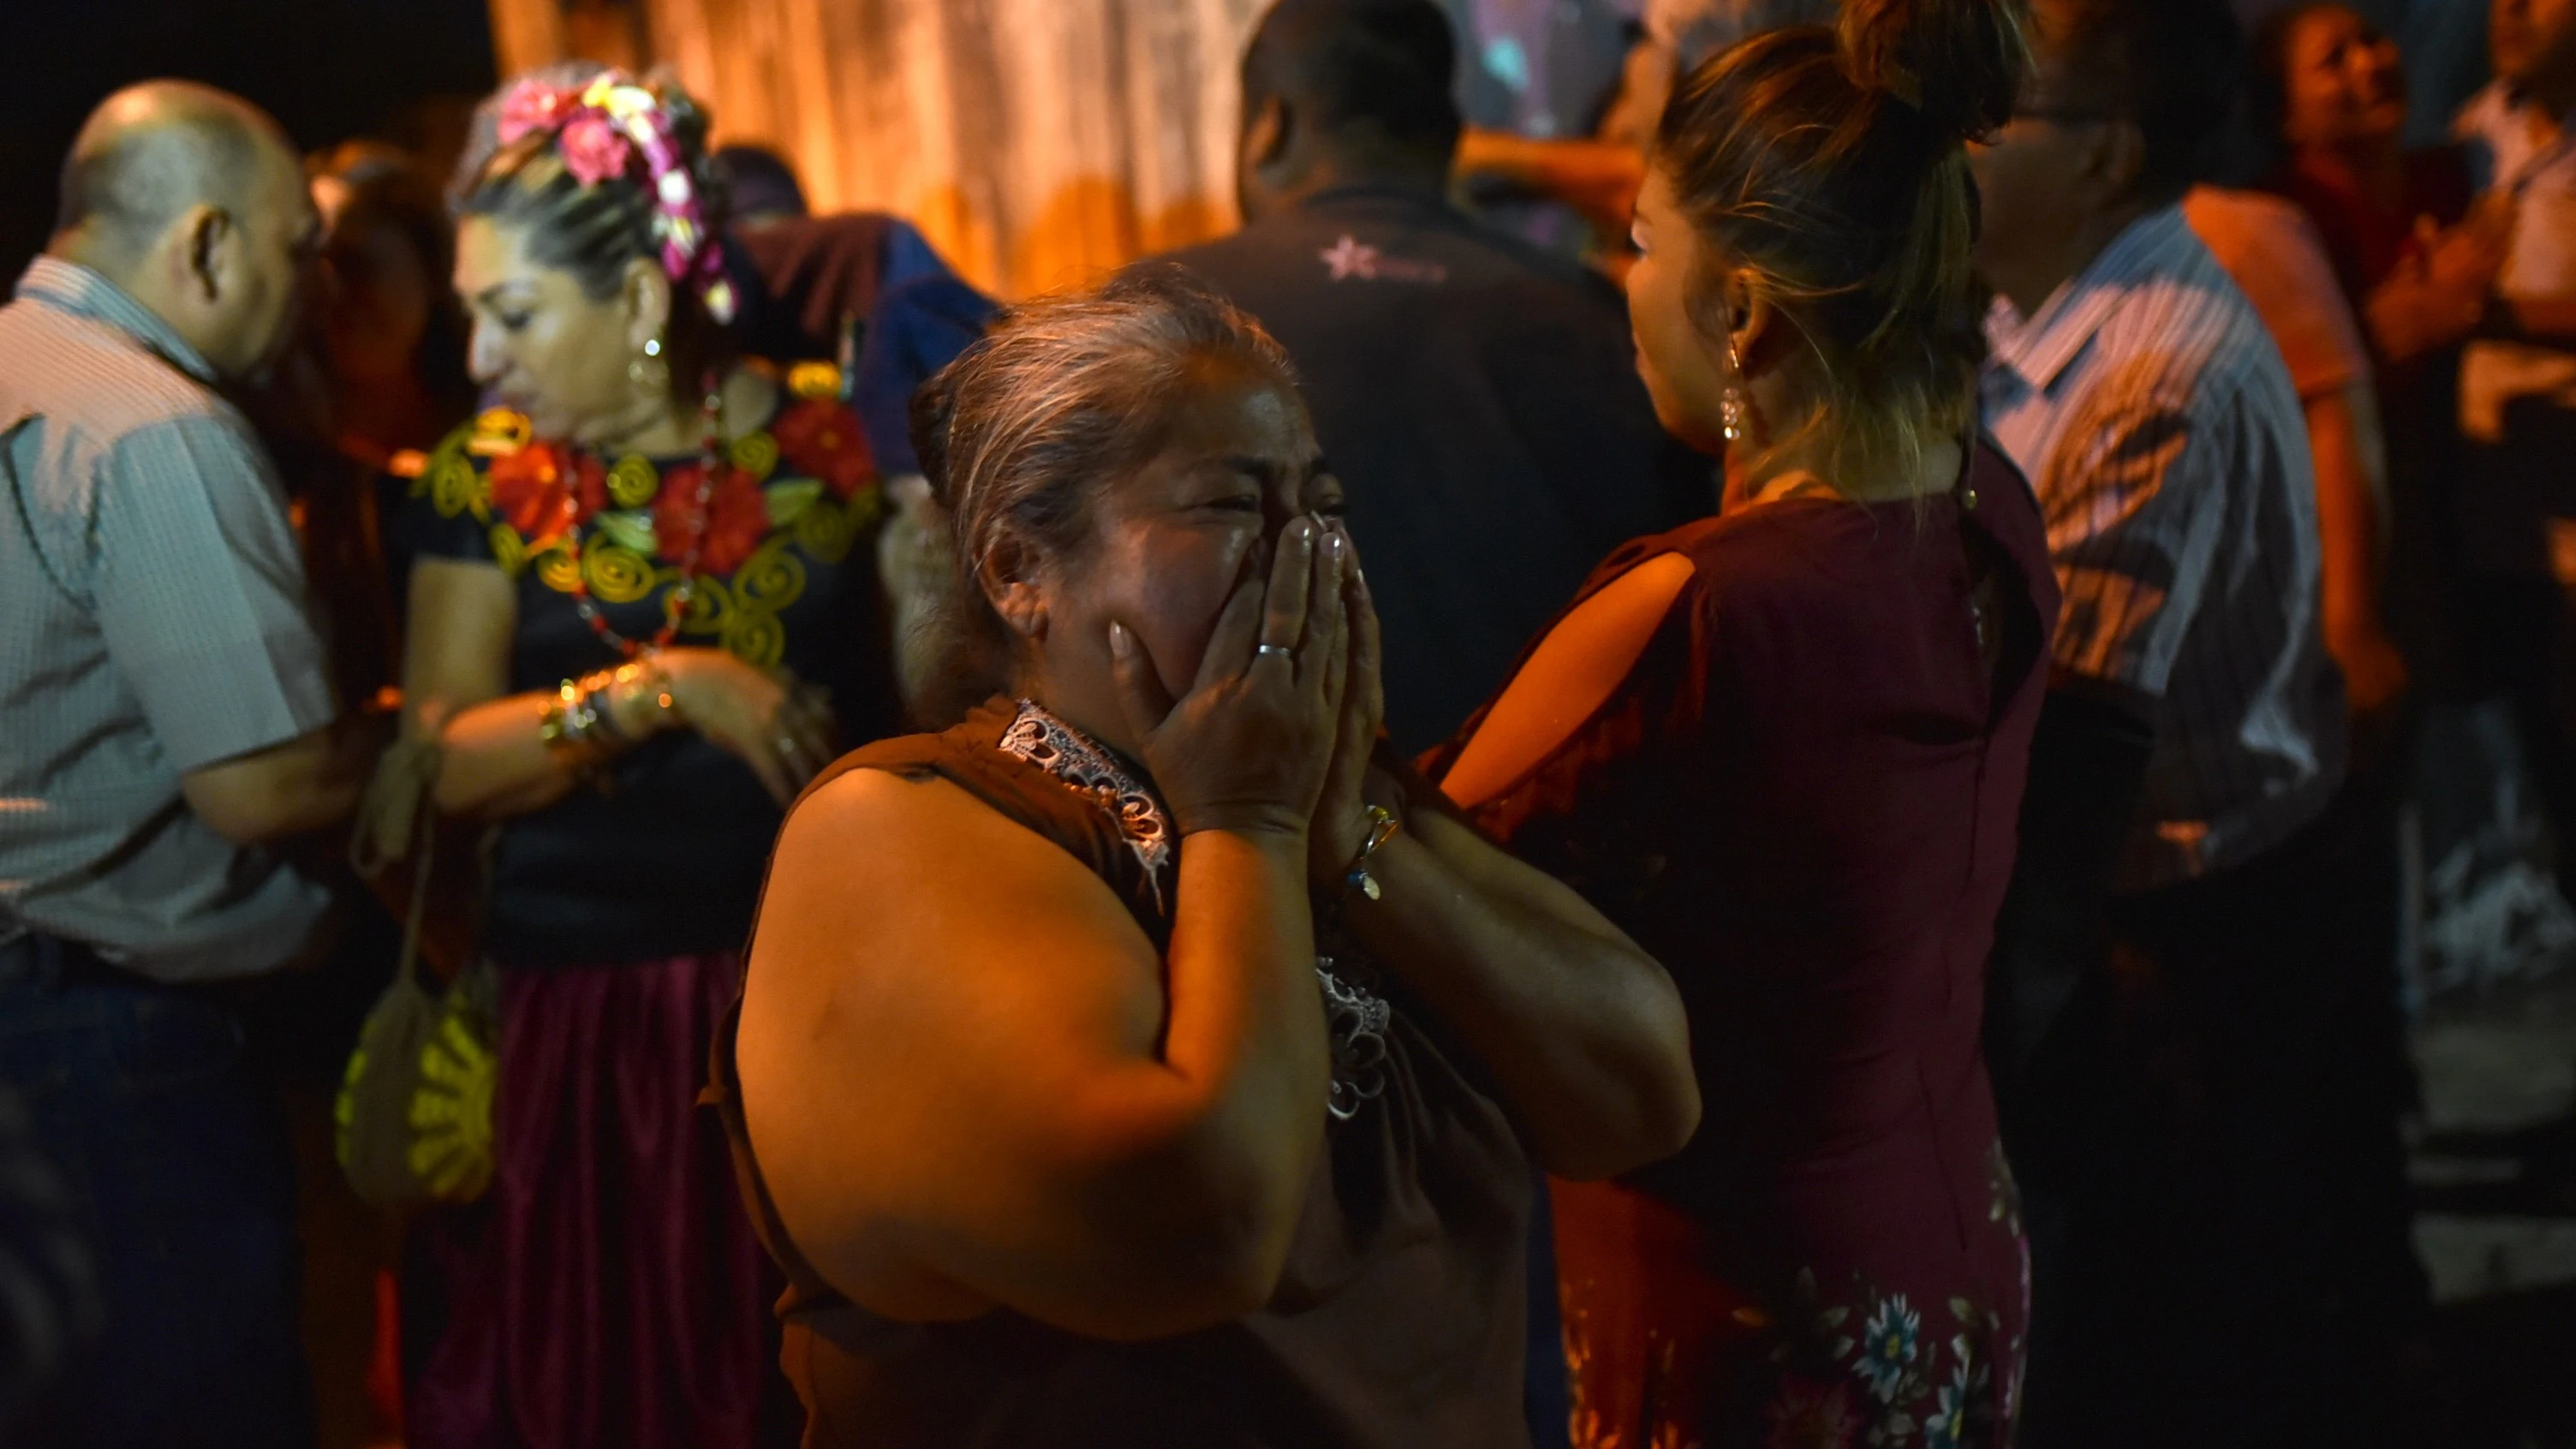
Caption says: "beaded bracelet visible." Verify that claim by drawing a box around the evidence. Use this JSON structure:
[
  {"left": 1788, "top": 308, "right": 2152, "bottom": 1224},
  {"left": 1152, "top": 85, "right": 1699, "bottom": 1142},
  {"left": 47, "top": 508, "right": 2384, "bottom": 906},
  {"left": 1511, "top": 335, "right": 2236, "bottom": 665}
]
[
  {"left": 538, "top": 676, "right": 610, "bottom": 766},
  {"left": 538, "top": 657, "right": 677, "bottom": 769},
  {"left": 604, "top": 656, "right": 678, "bottom": 738}
]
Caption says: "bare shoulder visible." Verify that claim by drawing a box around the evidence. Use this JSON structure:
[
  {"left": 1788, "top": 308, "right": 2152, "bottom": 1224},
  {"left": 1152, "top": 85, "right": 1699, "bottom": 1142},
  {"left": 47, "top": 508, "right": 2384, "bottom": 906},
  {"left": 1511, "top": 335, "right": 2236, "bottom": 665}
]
[
  {"left": 739, "top": 761, "right": 1171, "bottom": 1306},
  {"left": 770, "top": 764, "right": 1109, "bottom": 905},
  {"left": 749, "top": 763, "right": 1162, "bottom": 1029}
]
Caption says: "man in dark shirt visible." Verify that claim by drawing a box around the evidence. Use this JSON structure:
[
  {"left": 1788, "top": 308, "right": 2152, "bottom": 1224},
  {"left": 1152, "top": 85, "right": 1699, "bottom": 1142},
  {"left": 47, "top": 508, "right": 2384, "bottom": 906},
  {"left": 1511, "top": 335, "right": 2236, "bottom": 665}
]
[{"left": 1161, "top": 0, "right": 1707, "bottom": 750}]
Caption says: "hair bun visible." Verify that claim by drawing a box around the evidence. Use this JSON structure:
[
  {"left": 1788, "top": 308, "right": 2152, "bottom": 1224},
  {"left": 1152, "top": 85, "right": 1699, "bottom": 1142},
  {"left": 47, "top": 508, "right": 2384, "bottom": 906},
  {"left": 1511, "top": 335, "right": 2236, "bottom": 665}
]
[{"left": 1839, "top": 0, "right": 2030, "bottom": 141}]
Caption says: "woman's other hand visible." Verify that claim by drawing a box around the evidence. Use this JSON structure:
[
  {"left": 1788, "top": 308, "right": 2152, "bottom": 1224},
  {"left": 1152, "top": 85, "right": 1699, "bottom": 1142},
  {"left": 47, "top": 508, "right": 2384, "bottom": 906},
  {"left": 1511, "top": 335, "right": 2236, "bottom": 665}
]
[
  {"left": 1109, "top": 516, "right": 1350, "bottom": 841},
  {"left": 2427, "top": 194, "right": 2516, "bottom": 298},
  {"left": 2370, "top": 200, "right": 2514, "bottom": 364},
  {"left": 1308, "top": 529, "right": 1386, "bottom": 888},
  {"left": 660, "top": 647, "right": 838, "bottom": 802}
]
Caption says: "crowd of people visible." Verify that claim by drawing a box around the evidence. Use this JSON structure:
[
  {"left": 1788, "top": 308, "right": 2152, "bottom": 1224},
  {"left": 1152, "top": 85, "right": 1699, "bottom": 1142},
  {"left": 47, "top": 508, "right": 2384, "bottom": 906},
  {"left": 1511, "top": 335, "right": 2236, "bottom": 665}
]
[{"left": 0, "top": 0, "right": 2571, "bottom": 1446}]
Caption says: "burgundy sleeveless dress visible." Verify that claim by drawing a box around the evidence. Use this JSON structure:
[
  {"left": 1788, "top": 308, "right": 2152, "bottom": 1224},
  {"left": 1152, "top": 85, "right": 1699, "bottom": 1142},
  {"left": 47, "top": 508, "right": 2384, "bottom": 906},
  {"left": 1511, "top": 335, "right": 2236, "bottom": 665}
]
[
  {"left": 707, "top": 697, "right": 1535, "bottom": 1448},
  {"left": 1425, "top": 444, "right": 2059, "bottom": 1449}
]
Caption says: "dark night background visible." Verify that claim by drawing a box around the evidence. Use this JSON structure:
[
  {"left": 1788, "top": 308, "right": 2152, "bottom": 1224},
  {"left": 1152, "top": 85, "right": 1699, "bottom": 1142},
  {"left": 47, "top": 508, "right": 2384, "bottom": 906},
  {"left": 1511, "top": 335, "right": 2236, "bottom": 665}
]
[
  {"left": 0, "top": 0, "right": 497, "bottom": 283},
  {"left": 2, "top": 3, "right": 2571, "bottom": 1446}
]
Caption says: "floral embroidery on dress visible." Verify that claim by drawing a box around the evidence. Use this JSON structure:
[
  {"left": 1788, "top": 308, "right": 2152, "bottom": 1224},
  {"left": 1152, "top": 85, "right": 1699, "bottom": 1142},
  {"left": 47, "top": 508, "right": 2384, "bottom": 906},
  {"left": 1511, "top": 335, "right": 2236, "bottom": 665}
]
[
  {"left": 1762, "top": 1267, "right": 2018, "bottom": 1449},
  {"left": 1765, "top": 1374, "right": 1866, "bottom": 1449},
  {"left": 995, "top": 699, "right": 1394, "bottom": 1121},
  {"left": 1855, "top": 1295, "right": 1922, "bottom": 1404},
  {"left": 1924, "top": 1361, "right": 1974, "bottom": 1449},
  {"left": 416, "top": 392, "right": 882, "bottom": 669}
]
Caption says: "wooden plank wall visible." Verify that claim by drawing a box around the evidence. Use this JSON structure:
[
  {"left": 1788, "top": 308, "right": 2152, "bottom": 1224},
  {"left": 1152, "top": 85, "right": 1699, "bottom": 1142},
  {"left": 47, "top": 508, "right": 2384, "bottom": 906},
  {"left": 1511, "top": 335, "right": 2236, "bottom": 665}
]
[{"left": 486, "top": 0, "right": 1265, "bottom": 297}]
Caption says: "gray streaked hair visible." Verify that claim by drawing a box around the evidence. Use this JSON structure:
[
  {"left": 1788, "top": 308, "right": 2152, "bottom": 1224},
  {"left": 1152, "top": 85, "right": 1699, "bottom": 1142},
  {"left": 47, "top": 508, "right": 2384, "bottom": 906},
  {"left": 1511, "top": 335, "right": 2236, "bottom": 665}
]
[{"left": 897, "top": 267, "right": 1299, "bottom": 724}]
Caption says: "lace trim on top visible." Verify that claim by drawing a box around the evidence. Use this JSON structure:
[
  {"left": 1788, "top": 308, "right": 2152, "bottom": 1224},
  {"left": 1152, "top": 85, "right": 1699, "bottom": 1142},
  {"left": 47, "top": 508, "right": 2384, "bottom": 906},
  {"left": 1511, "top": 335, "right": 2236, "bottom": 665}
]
[
  {"left": 995, "top": 700, "right": 1390, "bottom": 1120},
  {"left": 998, "top": 701, "right": 1175, "bottom": 912}
]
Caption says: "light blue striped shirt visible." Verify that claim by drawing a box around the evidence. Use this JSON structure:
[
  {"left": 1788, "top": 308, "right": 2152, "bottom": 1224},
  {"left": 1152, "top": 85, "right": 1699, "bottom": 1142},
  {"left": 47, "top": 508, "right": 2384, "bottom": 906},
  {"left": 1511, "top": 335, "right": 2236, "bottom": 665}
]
[{"left": 1983, "top": 207, "right": 2347, "bottom": 890}]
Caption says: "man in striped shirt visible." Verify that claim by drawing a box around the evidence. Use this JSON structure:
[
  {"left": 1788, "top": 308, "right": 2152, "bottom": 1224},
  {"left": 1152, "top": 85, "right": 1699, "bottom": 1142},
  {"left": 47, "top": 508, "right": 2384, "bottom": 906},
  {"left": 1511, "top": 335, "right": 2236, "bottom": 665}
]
[
  {"left": 0, "top": 82, "right": 376, "bottom": 1446},
  {"left": 1970, "top": 1, "right": 2368, "bottom": 1444}
]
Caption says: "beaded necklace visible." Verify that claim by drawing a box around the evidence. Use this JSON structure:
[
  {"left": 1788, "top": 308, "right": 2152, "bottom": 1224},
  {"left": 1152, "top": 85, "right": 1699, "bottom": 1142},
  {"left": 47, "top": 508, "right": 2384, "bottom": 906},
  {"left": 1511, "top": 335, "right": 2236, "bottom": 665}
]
[{"left": 546, "top": 383, "right": 725, "bottom": 659}]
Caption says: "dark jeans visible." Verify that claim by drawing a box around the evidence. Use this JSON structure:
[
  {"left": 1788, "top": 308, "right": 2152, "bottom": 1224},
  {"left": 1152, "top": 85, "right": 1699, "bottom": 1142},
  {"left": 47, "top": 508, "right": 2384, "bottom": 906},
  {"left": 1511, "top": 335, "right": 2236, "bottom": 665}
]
[
  {"left": 0, "top": 934, "right": 313, "bottom": 1448},
  {"left": 2007, "top": 790, "right": 2423, "bottom": 1449}
]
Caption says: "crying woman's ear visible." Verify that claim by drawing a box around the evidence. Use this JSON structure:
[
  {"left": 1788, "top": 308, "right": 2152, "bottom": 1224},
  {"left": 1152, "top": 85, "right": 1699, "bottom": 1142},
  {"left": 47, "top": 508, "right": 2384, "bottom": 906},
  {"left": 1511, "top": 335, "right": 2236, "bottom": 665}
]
[{"left": 983, "top": 537, "right": 1050, "bottom": 644}]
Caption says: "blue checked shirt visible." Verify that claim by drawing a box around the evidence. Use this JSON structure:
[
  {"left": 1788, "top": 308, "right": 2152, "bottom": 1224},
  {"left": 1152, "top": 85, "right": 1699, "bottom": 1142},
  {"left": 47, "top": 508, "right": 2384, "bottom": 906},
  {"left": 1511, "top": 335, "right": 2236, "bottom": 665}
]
[{"left": 0, "top": 258, "right": 336, "bottom": 981}]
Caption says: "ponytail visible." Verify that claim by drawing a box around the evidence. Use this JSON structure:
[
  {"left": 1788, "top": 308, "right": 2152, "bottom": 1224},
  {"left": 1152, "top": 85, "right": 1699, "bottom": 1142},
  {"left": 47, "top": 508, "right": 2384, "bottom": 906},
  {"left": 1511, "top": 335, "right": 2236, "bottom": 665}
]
[
  {"left": 1840, "top": 0, "right": 2029, "bottom": 142},
  {"left": 1653, "top": 0, "right": 2030, "bottom": 484}
]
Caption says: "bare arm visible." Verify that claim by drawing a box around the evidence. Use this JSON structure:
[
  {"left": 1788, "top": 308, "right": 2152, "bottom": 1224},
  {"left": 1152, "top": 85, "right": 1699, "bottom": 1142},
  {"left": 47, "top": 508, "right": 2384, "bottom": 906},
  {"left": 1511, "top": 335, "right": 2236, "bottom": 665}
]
[
  {"left": 738, "top": 775, "right": 1328, "bottom": 1340},
  {"left": 2305, "top": 384, "right": 2406, "bottom": 718},
  {"left": 2364, "top": 204, "right": 2514, "bottom": 367},
  {"left": 401, "top": 558, "right": 835, "bottom": 819},
  {"left": 401, "top": 558, "right": 569, "bottom": 819},
  {"left": 1341, "top": 801, "right": 1700, "bottom": 1179},
  {"left": 2364, "top": 265, "right": 2490, "bottom": 367},
  {"left": 1318, "top": 564, "right": 1699, "bottom": 1181},
  {"left": 181, "top": 711, "right": 387, "bottom": 845}
]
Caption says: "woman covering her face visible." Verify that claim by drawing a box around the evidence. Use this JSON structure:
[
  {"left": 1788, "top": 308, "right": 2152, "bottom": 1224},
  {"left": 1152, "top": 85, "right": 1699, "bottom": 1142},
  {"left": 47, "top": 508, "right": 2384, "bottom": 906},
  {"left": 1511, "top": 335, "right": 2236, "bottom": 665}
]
[
  {"left": 716, "top": 271, "right": 1699, "bottom": 1447},
  {"left": 394, "top": 69, "right": 899, "bottom": 1449},
  {"left": 1426, "top": 1, "right": 2059, "bottom": 1443}
]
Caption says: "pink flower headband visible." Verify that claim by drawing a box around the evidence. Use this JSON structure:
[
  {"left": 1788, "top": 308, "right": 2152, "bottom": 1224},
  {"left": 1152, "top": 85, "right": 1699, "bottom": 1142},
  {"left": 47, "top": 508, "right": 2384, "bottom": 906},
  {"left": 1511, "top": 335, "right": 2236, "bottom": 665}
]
[{"left": 495, "top": 71, "right": 740, "bottom": 325}]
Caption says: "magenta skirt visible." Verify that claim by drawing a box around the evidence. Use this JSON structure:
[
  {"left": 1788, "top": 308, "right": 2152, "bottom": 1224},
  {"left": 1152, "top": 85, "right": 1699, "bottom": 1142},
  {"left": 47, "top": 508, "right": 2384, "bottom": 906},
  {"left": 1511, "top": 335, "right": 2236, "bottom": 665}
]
[{"left": 406, "top": 952, "right": 796, "bottom": 1449}]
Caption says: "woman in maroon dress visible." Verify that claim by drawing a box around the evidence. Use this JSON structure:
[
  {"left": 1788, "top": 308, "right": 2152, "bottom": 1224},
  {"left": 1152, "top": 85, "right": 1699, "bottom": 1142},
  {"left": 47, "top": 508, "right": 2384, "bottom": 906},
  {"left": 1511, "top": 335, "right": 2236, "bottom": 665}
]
[{"left": 1423, "top": 4, "right": 2055, "bottom": 1445}]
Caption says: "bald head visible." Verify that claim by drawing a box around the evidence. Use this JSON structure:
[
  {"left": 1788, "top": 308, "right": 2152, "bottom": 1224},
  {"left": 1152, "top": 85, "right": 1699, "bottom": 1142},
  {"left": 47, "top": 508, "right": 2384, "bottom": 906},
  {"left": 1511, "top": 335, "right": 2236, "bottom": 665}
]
[
  {"left": 56, "top": 81, "right": 297, "bottom": 266},
  {"left": 1236, "top": 0, "right": 1463, "bottom": 220},
  {"left": 49, "top": 82, "right": 316, "bottom": 380}
]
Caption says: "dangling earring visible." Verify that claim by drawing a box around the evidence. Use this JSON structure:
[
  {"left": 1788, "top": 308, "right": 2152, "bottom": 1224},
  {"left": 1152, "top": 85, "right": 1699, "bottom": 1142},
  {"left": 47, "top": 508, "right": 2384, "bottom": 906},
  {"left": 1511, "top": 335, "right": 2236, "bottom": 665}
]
[
  {"left": 1720, "top": 338, "right": 1748, "bottom": 443},
  {"left": 628, "top": 335, "right": 670, "bottom": 396}
]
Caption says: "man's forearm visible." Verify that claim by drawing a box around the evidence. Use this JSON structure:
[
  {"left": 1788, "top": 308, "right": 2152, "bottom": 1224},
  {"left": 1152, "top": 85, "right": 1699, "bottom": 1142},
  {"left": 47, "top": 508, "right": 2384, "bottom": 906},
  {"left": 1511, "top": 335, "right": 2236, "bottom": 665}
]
[{"left": 182, "top": 710, "right": 390, "bottom": 845}]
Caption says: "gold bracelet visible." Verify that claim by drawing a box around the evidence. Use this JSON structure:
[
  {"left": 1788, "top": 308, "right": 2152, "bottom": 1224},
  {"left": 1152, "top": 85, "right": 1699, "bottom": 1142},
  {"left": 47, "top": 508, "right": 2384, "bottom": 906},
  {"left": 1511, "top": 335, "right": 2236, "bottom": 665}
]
[
  {"left": 1343, "top": 804, "right": 1401, "bottom": 902},
  {"left": 538, "top": 676, "right": 607, "bottom": 764},
  {"left": 602, "top": 656, "right": 677, "bottom": 738},
  {"left": 539, "top": 660, "right": 667, "bottom": 766}
]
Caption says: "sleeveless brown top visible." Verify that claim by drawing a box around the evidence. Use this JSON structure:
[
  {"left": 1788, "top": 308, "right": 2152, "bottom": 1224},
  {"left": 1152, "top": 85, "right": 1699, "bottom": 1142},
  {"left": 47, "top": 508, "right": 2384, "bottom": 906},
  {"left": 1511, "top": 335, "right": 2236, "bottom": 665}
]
[{"left": 708, "top": 696, "right": 1535, "bottom": 1448}]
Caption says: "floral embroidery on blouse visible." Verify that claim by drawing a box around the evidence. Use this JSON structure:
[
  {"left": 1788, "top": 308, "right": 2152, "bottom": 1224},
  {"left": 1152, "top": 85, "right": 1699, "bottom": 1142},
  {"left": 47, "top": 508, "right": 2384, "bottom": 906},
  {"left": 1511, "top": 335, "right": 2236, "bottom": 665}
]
[
  {"left": 995, "top": 699, "right": 1393, "bottom": 1121},
  {"left": 415, "top": 391, "right": 882, "bottom": 669}
]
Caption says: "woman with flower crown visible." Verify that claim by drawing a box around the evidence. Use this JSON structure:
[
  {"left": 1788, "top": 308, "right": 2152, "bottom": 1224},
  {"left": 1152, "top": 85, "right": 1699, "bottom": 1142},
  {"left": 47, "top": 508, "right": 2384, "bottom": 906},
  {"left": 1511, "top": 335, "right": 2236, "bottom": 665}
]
[{"left": 393, "top": 69, "right": 896, "bottom": 1449}]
